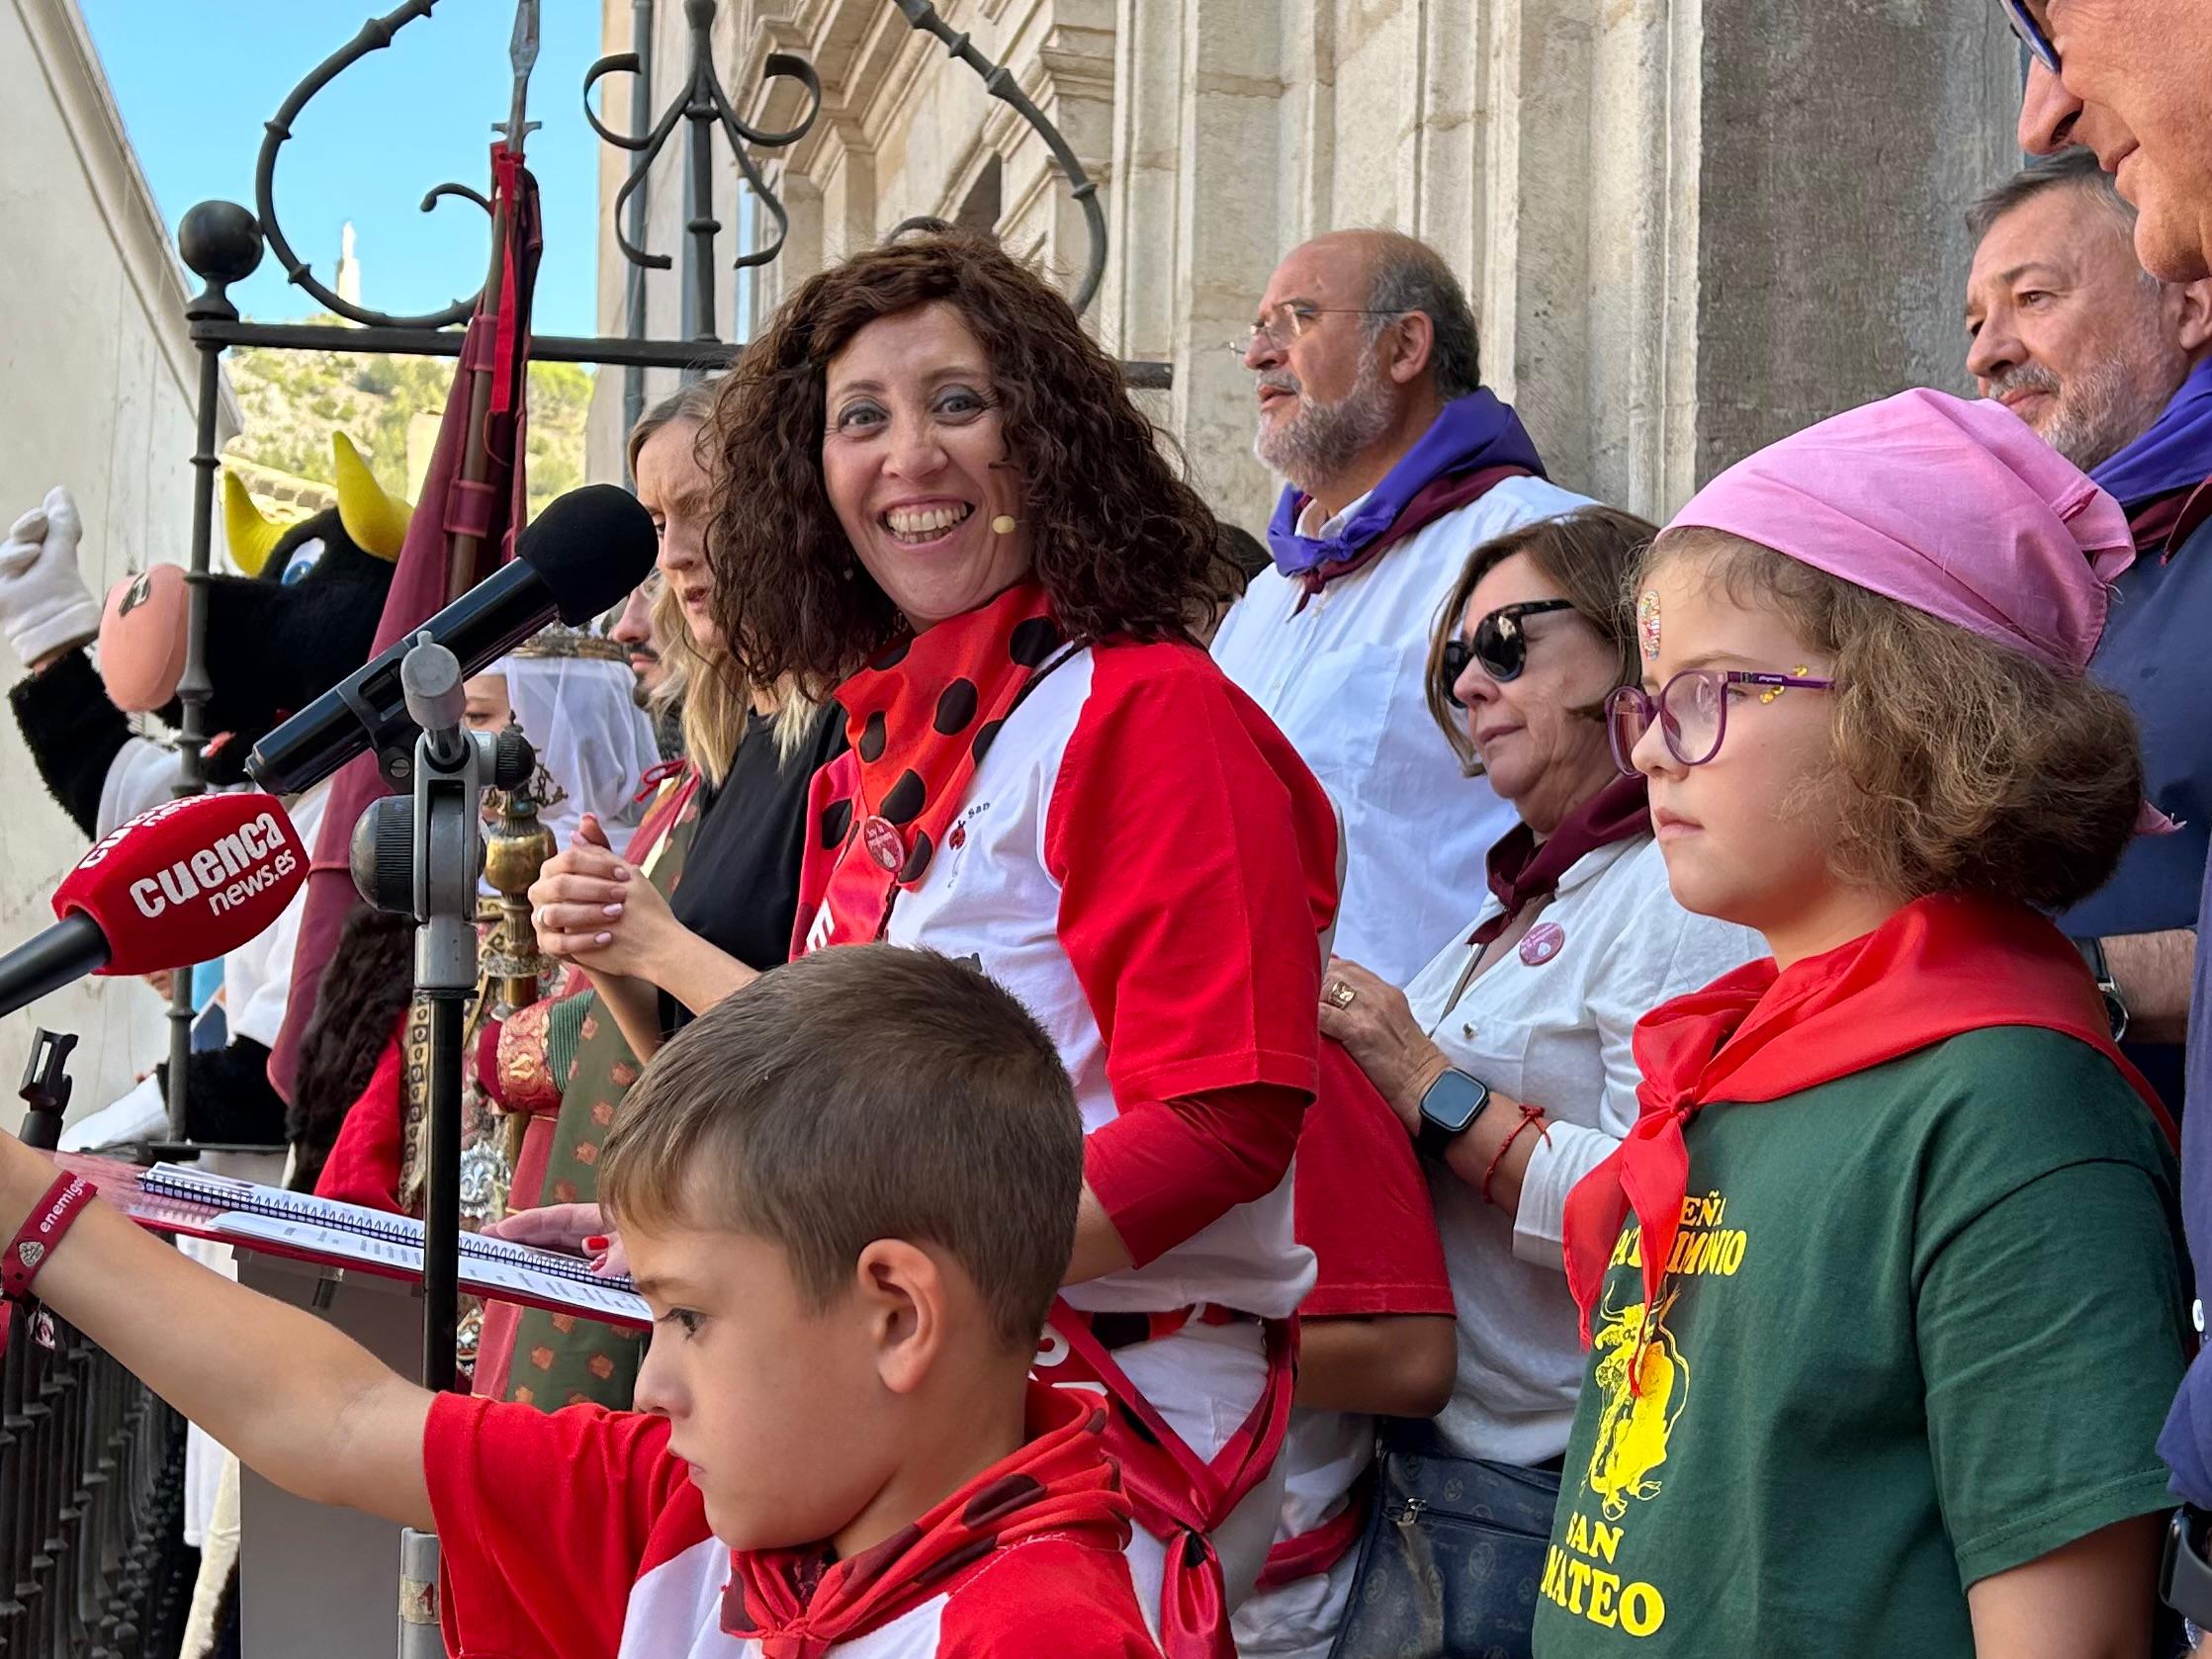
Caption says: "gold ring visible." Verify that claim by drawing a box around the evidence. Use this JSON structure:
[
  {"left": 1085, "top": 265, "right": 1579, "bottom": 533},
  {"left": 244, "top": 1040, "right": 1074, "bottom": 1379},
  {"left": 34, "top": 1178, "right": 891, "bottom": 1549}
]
[{"left": 1325, "top": 980, "right": 1357, "bottom": 1009}]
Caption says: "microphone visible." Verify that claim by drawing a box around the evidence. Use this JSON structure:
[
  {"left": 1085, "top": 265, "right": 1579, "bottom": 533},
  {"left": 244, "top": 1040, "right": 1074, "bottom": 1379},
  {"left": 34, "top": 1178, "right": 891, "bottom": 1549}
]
[
  {"left": 245, "top": 484, "right": 658, "bottom": 797},
  {"left": 0, "top": 792, "right": 307, "bottom": 1020}
]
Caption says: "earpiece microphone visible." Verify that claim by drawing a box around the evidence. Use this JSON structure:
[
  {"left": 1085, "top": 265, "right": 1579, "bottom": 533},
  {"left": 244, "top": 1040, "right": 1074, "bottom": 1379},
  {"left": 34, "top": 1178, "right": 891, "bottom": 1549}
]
[{"left": 991, "top": 515, "right": 1018, "bottom": 535}]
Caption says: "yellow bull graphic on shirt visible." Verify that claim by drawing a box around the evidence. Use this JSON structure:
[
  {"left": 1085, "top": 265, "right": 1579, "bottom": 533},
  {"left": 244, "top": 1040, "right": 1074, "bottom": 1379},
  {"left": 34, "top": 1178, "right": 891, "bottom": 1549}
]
[{"left": 1586, "top": 1289, "right": 1687, "bottom": 1522}]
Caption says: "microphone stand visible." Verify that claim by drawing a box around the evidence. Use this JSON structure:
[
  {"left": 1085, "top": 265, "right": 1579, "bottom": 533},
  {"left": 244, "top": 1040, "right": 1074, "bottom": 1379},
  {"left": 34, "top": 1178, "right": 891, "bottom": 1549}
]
[
  {"left": 349, "top": 637, "right": 530, "bottom": 1390},
  {"left": 398, "top": 644, "right": 480, "bottom": 1394}
]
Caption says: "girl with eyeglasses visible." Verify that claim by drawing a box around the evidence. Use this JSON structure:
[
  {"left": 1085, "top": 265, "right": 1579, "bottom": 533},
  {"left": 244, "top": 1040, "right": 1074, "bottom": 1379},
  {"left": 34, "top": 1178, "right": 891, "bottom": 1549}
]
[
  {"left": 1538, "top": 390, "right": 2185, "bottom": 1658},
  {"left": 1305, "top": 506, "right": 1760, "bottom": 1659}
]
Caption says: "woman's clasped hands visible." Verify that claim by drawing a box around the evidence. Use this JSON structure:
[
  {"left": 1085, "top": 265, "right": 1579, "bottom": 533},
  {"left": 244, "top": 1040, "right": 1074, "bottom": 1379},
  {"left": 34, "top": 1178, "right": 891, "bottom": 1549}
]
[{"left": 529, "top": 813, "right": 675, "bottom": 980}]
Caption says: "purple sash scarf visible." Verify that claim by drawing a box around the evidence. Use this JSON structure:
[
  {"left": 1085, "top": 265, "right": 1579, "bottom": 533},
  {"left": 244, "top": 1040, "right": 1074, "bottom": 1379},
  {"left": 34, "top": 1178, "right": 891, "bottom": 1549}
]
[{"left": 1265, "top": 391, "right": 1546, "bottom": 581}]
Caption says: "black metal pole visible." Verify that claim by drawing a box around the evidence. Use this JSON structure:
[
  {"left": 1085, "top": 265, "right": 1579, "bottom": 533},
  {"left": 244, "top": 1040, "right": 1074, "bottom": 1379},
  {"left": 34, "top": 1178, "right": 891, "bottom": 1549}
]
[
  {"left": 623, "top": 0, "right": 656, "bottom": 446},
  {"left": 683, "top": 0, "right": 719, "bottom": 344},
  {"left": 422, "top": 991, "right": 466, "bottom": 1392},
  {"left": 180, "top": 316, "right": 1174, "bottom": 388},
  {"left": 165, "top": 205, "right": 262, "bottom": 1145}
]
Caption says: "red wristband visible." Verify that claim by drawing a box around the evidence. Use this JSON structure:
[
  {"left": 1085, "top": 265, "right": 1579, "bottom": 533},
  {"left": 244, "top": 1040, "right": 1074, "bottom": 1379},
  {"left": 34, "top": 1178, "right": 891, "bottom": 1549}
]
[
  {"left": 3, "top": 1174, "right": 96, "bottom": 1303},
  {"left": 1480, "top": 1105, "right": 1550, "bottom": 1209}
]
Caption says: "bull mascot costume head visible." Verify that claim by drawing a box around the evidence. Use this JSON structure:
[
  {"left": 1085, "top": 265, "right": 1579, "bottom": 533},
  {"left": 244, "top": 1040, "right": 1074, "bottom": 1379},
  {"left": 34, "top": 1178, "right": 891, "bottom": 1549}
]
[{"left": 0, "top": 434, "right": 415, "bottom": 1156}]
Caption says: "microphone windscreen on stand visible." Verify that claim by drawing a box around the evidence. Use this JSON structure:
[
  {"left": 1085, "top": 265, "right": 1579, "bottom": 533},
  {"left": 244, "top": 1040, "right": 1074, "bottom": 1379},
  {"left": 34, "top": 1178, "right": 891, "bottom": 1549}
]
[{"left": 245, "top": 484, "right": 659, "bottom": 797}]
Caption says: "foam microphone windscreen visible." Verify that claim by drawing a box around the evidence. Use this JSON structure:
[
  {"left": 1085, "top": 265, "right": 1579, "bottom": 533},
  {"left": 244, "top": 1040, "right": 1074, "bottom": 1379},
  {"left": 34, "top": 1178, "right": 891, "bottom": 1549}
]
[
  {"left": 52, "top": 792, "right": 306, "bottom": 976},
  {"left": 514, "top": 483, "right": 662, "bottom": 624}
]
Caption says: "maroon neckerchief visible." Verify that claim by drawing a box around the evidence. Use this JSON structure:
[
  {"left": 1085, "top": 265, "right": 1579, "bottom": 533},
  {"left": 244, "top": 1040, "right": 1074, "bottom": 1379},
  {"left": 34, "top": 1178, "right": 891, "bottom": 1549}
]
[
  {"left": 2127, "top": 489, "right": 2189, "bottom": 557},
  {"left": 1290, "top": 465, "right": 1532, "bottom": 610},
  {"left": 1469, "top": 774, "right": 1650, "bottom": 947}
]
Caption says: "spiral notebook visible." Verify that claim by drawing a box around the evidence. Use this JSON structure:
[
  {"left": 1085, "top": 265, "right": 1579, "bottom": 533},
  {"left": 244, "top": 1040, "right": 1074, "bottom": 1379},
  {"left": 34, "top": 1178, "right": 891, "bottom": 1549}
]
[{"left": 101, "top": 1159, "right": 650, "bottom": 1329}]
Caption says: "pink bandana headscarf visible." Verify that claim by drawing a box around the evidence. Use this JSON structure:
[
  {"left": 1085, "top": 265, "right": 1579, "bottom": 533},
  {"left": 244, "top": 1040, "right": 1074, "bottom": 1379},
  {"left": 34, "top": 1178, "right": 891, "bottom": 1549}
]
[{"left": 1667, "top": 388, "right": 2135, "bottom": 676}]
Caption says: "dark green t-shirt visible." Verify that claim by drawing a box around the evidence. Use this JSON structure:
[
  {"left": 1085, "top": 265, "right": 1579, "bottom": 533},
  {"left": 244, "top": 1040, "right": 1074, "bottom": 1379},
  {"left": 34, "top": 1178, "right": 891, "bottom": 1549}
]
[{"left": 1533, "top": 1026, "right": 2184, "bottom": 1657}]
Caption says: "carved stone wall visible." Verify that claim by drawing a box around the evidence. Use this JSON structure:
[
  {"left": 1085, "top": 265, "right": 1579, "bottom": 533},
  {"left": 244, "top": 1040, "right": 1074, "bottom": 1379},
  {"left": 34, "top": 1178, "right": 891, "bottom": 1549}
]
[{"left": 590, "top": 0, "right": 2022, "bottom": 534}]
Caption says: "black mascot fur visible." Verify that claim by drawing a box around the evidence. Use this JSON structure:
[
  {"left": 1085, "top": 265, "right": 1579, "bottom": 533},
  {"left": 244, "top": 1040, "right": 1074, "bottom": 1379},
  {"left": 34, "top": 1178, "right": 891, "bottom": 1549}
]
[{"left": 0, "top": 435, "right": 415, "bottom": 1152}]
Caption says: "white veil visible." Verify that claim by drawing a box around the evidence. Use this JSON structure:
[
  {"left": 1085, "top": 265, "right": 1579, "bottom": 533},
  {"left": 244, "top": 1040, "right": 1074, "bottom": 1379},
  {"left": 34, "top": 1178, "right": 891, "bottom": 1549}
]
[{"left": 496, "top": 650, "right": 662, "bottom": 850}]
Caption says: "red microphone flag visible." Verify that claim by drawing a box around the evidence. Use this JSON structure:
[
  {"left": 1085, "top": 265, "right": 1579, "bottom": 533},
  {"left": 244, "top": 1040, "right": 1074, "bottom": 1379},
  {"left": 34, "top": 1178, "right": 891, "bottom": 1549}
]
[{"left": 55, "top": 793, "right": 305, "bottom": 976}]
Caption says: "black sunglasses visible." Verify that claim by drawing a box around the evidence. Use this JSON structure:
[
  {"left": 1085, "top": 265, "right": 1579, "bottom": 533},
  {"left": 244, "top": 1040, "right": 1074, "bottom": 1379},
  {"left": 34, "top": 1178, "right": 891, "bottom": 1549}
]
[{"left": 1439, "top": 599, "right": 1578, "bottom": 707}]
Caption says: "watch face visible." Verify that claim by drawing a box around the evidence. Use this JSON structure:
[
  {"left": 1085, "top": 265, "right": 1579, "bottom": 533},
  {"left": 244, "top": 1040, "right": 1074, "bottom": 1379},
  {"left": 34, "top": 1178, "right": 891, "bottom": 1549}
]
[{"left": 1422, "top": 1069, "right": 1489, "bottom": 1135}]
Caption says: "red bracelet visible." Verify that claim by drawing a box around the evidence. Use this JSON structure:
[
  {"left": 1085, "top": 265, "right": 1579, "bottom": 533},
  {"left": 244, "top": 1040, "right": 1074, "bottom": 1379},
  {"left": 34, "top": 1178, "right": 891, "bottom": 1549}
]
[
  {"left": 1480, "top": 1105, "right": 1550, "bottom": 1209},
  {"left": 3, "top": 1173, "right": 96, "bottom": 1304}
]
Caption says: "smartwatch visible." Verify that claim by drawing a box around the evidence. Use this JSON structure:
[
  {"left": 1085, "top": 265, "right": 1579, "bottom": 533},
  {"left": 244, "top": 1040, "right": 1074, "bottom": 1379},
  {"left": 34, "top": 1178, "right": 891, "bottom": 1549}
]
[
  {"left": 2075, "top": 937, "right": 2129, "bottom": 1043},
  {"left": 1416, "top": 1068, "right": 1492, "bottom": 1162}
]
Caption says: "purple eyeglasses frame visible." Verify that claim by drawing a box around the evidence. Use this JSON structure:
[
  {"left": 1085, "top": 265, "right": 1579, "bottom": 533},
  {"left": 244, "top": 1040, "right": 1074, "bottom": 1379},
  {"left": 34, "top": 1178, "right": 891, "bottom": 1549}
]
[{"left": 1604, "top": 668, "right": 1835, "bottom": 777}]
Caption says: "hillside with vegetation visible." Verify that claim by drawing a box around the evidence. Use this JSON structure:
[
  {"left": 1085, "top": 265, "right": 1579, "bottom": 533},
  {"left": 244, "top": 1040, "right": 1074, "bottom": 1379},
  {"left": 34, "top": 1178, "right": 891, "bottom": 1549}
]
[{"left": 221, "top": 315, "right": 591, "bottom": 517}]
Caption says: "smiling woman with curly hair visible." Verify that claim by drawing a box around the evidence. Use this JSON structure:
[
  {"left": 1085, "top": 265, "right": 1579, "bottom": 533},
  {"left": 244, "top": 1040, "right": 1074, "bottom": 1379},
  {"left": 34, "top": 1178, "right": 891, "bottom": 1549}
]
[
  {"left": 706, "top": 232, "right": 1236, "bottom": 690},
  {"left": 580, "top": 233, "right": 1344, "bottom": 1646}
]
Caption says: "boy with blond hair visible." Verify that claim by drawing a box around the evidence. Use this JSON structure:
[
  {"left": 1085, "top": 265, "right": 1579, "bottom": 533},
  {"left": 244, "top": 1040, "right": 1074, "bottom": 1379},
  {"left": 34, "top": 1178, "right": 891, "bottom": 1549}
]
[{"left": 0, "top": 945, "right": 1161, "bottom": 1658}]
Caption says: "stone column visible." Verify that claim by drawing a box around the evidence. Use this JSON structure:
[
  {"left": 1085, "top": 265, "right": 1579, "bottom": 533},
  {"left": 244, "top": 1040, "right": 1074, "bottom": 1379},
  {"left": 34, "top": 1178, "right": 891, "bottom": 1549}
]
[{"left": 1687, "top": 0, "right": 2020, "bottom": 488}]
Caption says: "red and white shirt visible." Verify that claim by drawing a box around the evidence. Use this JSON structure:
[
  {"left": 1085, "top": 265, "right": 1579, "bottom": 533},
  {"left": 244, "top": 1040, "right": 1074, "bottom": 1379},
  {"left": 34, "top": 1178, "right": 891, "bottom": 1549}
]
[
  {"left": 799, "top": 639, "right": 1341, "bottom": 1321},
  {"left": 424, "top": 1392, "right": 1161, "bottom": 1659}
]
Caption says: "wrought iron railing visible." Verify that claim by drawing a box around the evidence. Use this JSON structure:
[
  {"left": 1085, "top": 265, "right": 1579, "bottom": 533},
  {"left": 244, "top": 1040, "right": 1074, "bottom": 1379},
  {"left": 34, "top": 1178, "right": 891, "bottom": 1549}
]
[{"left": 0, "top": 1035, "right": 194, "bottom": 1659}]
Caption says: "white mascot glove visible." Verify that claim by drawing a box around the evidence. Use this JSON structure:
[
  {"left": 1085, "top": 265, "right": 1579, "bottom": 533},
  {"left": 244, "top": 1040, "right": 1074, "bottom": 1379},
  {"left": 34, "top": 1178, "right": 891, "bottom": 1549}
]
[
  {"left": 0, "top": 487, "right": 101, "bottom": 668},
  {"left": 59, "top": 1072, "right": 171, "bottom": 1154}
]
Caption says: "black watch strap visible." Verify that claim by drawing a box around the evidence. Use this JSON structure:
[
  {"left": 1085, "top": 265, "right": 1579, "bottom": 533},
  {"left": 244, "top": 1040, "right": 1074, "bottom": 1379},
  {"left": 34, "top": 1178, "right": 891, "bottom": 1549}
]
[{"left": 1415, "top": 1068, "right": 1491, "bottom": 1162}]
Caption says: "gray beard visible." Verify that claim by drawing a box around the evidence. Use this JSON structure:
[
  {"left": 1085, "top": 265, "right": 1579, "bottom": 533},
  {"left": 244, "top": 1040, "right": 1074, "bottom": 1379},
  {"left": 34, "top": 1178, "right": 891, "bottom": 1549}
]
[
  {"left": 1253, "top": 354, "right": 1397, "bottom": 491},
  {"left": 2038, "top": 354, "right": 2175, "bottom": 474}
]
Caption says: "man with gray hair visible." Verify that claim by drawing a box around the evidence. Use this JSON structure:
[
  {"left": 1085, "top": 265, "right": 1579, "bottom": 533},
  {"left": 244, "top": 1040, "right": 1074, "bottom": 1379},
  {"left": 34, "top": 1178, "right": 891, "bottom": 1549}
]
[
  {"left": 1968, "top": 148, "right": 2212, "bottom": 513},
  {"left": 1965, "top": 149, "right": 2212, "bottom": 1113},
  {"left": 1211, "top": 229, "right": 1591, "bottom": 987}
]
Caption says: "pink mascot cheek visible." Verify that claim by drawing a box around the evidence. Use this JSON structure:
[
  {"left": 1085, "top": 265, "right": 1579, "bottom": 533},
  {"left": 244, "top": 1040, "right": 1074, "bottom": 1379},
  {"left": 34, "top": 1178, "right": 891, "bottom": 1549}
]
[{"left": 97, "top": 565, "right": 190, "bottom": 714}]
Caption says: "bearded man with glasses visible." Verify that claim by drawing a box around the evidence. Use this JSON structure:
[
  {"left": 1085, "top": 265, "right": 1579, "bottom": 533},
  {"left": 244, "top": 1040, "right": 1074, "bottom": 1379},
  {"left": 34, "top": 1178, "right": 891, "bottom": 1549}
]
[{"left": 1210, "top": 229, "right": 1594, "bottom": 988}]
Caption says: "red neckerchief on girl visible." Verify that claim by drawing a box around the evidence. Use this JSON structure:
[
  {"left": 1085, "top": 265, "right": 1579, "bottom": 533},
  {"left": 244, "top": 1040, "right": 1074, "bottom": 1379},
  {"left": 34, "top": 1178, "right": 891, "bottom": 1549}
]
[
  {"left": 1559, "top": 893, "right": 2174, "bottom": 1361},
  {"left": 721, "top": 1384, "right": 1131, "bottom": 1658},
  {"left": 807, "top": 582, "right": 1062, "bottom": 946},
  {"left": 1470, "top": 774, "right": 1649, "bottom": 947},
  {"left": 1040, "top": 1301, "right": 1296, "bottom": 1659}
]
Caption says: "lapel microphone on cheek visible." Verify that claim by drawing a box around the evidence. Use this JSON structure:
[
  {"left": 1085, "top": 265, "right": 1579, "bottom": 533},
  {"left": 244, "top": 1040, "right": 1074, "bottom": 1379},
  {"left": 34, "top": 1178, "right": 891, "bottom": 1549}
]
[{"left": 991, "top": 515, "right": 1018, "bottom": 535}]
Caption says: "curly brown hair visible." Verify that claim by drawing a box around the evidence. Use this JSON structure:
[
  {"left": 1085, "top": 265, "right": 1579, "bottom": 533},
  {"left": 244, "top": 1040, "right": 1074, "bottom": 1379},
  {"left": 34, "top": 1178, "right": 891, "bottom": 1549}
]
[
  {"left": 1645, "top": 528, "right": 2143, "bottom": 913},
  {"left": 703, "top": 233, "right": 1233, "bottom": 697}
]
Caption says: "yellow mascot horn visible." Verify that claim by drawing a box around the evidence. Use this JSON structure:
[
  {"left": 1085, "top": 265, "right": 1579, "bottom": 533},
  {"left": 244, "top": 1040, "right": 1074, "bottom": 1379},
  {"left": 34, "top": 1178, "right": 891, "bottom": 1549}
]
[
  {"left": 221, "top": 472, "right": 289, "bottom": 577},
  {"left": 332, "top": 432, "right": 412, "bottom": 562}
]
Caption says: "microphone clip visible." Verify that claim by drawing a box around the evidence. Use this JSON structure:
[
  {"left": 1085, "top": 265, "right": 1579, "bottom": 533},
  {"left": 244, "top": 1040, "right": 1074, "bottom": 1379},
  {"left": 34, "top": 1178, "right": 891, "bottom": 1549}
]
[{"left": 348, "top": 638, "right": 535, "bottom": 997}]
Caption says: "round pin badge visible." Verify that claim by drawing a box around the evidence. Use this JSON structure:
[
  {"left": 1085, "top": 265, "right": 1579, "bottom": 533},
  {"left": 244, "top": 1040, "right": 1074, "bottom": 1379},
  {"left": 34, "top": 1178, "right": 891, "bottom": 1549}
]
[
  {"left": 1519, "top": 921, "right": 1566, "bottom": 966},
  {"left": 861, "top": 815, "right": 906, "bottom": 873}
]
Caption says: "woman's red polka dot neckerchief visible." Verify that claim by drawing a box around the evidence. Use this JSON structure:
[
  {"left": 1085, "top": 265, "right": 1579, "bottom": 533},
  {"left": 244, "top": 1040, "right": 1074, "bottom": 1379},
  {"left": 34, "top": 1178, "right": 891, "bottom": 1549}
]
[{"left": 817, "top": 581, "right": 1073, "bottom": 942}]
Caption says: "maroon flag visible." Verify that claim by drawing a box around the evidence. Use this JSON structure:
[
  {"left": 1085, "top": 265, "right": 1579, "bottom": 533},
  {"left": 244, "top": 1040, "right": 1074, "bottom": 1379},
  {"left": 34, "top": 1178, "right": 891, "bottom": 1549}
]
[{"left": 269, "top": 146, "right": 543, "bottom": 1104}]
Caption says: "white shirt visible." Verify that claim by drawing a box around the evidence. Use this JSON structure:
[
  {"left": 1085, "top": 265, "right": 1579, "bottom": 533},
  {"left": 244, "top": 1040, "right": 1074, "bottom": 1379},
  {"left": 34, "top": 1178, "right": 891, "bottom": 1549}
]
[
  {"left": 1210, "top": 474, "right": 1595, "bottom": 986},
  {"left": 1405, "top": 833, "right": 1763, "bottom": 1464}
]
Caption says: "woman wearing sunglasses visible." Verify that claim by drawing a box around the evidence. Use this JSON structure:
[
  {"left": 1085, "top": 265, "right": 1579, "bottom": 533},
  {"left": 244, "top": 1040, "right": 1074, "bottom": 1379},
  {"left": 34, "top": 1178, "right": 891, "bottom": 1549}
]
[{"left": 1313, "top": 506, "right": 1760, "bottom": 1659}]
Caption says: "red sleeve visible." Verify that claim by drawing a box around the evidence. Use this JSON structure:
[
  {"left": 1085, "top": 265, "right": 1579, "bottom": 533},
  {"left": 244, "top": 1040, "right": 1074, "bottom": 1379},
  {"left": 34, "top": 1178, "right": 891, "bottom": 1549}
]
[
  {"left": 1083, "top": 1083, "right": 1307, "bottom": 1267},
  {"left": 424, "top": 1392, "right": 695, "bottom": 1659},
  {"left": 1296, "top": 1041, "right": 1455, "bottom": 1319},
  {"left": 1046, "top": 645, "right": 1340, "bottom": 1258},
  {"left": 937, "top": 1536, "right": 1164, "bottom": 1657},
  {"left": 311, "top": 1035, "right": 405, "bottom": 1213}
]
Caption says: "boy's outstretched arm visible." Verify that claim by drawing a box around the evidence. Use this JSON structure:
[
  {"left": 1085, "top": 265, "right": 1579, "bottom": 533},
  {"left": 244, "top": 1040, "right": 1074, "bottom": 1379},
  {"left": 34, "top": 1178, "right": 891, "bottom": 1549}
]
[{"left": 0, "top": 1137, "right": 435, "bottom": 1532}]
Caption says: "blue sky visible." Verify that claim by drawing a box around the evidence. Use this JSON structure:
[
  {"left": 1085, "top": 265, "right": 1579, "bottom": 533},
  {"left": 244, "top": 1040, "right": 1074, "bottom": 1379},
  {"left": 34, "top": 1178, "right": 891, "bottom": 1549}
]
[{"left": 81, "top": 0, "right": 604, "bottom": 336}]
